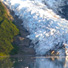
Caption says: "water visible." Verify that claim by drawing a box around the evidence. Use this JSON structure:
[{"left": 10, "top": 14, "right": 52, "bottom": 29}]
[{"left": 0, "top": 56, "right": 68, "bottom": 68}]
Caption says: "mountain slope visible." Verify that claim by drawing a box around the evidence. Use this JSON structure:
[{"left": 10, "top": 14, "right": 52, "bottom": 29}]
[
  {"left": 2, "top": 0, "right": 68, "bottom": 55},
  {"left": 0, "top": 2, "right": 19, "bottom": 56}
]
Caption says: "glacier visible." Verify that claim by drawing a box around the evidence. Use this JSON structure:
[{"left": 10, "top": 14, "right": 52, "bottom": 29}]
[{"left": 2, "top": 0, "right": 68, "bottom": 55}]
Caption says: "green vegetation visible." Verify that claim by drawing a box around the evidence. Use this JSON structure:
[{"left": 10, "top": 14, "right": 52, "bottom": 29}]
[{"left": 0, "top": 2, "right": 19, "bottom": 56}]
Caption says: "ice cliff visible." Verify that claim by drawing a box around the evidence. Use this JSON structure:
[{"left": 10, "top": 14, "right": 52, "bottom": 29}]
[{"left": 2, "top": 0, "right": 68, "bottom": 55}]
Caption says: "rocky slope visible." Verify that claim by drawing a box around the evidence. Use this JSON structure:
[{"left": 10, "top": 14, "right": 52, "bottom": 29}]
[
  {"left": 1, "top": 2, "right": 35, "bottom": 56},
  {"left": 2, "top": 0, "right": 68, "bottom": 56}
]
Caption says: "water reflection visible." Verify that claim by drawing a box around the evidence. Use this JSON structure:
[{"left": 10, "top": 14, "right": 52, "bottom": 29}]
[
  {"left": 0, "top": 57, "right": 13, "bottom": 68},
  {"left": 34, "top": 57, "right": 65, "bottom": 68},
  {"left": 0, "top": 56, "right": 68, "bottom": 68}
]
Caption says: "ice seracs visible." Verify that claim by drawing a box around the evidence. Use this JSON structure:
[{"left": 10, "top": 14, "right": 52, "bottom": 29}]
[{"left": 2, "top": 0, "right": 68, "bottom": 55}]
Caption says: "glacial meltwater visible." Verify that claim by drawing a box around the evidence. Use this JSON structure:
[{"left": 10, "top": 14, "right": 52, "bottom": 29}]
[{"left": 0, "top": 56, "right": 68, "bottom": 68}]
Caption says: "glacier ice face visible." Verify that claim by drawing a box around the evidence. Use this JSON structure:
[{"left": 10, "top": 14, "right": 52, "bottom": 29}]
[
  {"left": 2, "top": 0, "right": 68, "bottom": 55},
  {"left": 43, "top": 0, "right": 65, "bottom": 12}
]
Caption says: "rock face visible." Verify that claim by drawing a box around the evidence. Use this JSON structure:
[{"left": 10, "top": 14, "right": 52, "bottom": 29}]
[
  {"left": 2, "top": 0, "right": 68, "bottom": 55},
  {"left": 9, "top": 9, "right": 35, "bottom": 55},
  {"left": 1, "top": 1, "right": 35, "bottom": 55}
]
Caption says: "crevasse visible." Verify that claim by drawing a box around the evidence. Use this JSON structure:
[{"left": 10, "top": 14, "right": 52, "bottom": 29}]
[{"left": 2, "top": 0, "right": 68, "bottom": 55}]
